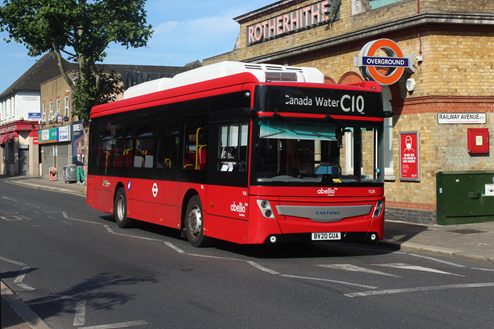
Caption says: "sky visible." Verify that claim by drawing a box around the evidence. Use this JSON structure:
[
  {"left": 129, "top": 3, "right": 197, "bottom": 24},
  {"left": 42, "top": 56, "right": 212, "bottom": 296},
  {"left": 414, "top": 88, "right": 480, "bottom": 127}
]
[{"left": 0, "top": 0, "right": 274, "bottom": 94}]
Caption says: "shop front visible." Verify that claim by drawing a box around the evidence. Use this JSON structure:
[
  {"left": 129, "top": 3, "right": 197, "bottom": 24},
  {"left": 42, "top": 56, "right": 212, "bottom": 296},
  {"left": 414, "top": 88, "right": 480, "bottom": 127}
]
[
  {"left": 204, "top": 0, "right": 494, "bottom": 224},
  {"left": 0, "top": 121, "right": 40, "bottom": 176},
  {"left": 38, "top": 126, "right": 72, "bottom": 180}
]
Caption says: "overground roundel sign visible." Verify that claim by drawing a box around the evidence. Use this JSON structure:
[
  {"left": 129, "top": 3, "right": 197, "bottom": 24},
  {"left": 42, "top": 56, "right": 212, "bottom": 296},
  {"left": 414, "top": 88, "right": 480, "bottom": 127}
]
[{"left": 354, "top": 39, "right": 414, "bottom": 85}]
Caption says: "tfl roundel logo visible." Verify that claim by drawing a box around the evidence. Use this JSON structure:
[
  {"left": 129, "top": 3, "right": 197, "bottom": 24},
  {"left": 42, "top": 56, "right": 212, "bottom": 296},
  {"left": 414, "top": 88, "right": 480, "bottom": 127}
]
[{"left": 354, "top": 39, "right": 415, "bottom": 85}]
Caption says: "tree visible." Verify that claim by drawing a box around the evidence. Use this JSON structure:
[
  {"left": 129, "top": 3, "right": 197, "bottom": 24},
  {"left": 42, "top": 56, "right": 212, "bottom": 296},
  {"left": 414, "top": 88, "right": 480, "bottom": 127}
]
[{"left": 1, "top": 0, "right": 153, "bottom": 184}]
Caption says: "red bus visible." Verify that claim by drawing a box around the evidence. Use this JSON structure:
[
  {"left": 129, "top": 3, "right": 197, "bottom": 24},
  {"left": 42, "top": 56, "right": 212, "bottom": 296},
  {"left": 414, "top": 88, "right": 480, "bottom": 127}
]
[{"left": 87, "top": 61, "right": 385, "bottom": 247}]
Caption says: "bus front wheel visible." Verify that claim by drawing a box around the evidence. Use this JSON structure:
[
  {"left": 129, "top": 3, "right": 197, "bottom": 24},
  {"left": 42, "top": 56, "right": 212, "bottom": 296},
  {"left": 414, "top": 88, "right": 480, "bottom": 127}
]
[
  {"left": 114, "top": 188, "right": 134, "bottom": 228},
  {"left": 185, "top": 196, "right": 211, "bottom": 247}
]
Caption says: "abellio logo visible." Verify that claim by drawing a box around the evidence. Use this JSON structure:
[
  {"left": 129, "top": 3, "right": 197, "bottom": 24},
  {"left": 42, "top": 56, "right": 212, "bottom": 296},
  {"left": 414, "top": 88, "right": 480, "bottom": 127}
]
[
  {"left": 317, "top": 188, "right": 338, "bottom": 196},
  {"left": 231, "top": 202, "right": 247, "bottom": 216}
]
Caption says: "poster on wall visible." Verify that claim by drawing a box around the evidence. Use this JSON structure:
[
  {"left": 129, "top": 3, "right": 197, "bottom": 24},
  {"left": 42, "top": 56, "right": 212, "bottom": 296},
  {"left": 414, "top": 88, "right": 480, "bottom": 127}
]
[{"left": 399, "top": 131, "right": 420, "bottom": 181}]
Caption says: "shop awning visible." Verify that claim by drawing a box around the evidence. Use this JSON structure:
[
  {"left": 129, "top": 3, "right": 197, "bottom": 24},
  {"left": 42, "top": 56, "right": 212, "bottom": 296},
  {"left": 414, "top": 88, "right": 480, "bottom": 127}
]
[
  {"left": 5, "top": 132, "right": 19, "bottom": 143},
  {"left": 0, "top": 134, "right": 5, "bottom": 145},
  {"left": 29, "top": 130, "right": 38, "bottom": 138}
]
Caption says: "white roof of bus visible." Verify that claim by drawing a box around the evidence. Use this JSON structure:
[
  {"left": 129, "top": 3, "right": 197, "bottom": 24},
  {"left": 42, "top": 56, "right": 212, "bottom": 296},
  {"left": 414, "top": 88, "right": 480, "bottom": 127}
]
[{"left": 123, "top": 61, "right": 324, "bottom": 99}]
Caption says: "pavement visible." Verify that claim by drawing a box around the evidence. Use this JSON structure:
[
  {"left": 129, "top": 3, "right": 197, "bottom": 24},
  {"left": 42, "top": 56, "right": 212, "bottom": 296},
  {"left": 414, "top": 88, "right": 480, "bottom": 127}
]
[{"left": 1, "top": 175, "right": 494, "bottom": 328}]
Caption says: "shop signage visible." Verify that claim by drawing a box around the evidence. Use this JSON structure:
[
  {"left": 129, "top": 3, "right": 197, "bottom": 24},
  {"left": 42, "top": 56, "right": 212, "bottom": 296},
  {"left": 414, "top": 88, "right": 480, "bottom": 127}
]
[
  {"left": 58, "top": 126, "right": 71, "bottom": 142},
  {"left": 72, "top": 120, "right": 84, "bottom": 165},
  {"left": 246, "top": 0, "right": 340, "bottom": 46},
  {"left": 28, "top": 113, "right": 42, "bottom": 120},
  {"left": 438, "top": 113, "right": 486, "bottom": 124},
  {"left": 399, "top": 131, "right": 420, "bottom": 181},
  {"left": 38, "top": 128, "right": 58, "bottom": 144},
  {"left": 354, "top": 39, "right": 414, "bottom": 85}
]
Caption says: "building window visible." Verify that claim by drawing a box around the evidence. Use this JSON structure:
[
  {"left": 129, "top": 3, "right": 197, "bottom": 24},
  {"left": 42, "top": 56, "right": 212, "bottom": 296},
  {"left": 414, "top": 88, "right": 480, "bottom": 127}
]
[
  {"left": 369, "top": 0, "right": 404, "bottom": 9},
  {"left": 43, "top": 103, "right": 46, "bottom": 122},
  {"left": 49, "top": 101, "right": 53, "bottom": 121},
  {"left": 64, "top": 96, "right": 69, "bottom": 117}
]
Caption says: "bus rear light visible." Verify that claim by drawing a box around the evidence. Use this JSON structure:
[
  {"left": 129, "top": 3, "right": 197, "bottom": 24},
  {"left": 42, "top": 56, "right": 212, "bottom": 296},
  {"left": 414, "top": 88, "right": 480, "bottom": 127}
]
[
  {"left": 372, "top": 200, "right": 384, "bottom": 218},
  {"left": 257, "top": 200, "right": 276, "bottom": 218}
]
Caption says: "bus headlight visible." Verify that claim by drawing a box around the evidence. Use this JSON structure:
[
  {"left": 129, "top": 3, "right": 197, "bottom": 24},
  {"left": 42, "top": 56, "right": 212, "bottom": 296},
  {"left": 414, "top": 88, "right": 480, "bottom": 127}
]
[
  {"left": 257, "top": 200, "right": 276, "bottom": 218},
  {"left": 372, "top": 200, "right": 384, "bottom": 218}
]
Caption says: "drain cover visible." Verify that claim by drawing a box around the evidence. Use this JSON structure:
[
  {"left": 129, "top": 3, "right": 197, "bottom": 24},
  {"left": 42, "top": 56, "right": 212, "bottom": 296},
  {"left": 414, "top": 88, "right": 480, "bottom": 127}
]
[{"left": 447, "top": 229, "right": 487, "bottom": 234}]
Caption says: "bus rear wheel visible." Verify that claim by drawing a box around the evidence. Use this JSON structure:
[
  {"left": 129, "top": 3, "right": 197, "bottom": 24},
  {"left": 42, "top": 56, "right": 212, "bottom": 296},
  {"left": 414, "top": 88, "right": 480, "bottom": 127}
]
[
  {"left": 114, "top": 188, "right": 134, "bottom": 228},
  {"left": 185, "top": 196, "right": 211, "bottom": 247}
]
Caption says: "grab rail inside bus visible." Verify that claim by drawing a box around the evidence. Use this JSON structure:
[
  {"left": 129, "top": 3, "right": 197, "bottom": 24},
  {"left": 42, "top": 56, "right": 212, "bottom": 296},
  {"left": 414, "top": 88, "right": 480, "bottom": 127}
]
[
  {"left": 195, "top": 127, "right": 207, "bottom": 170},
  {"left": 183, "top": 127, "right": 207, "bottom": 170}
]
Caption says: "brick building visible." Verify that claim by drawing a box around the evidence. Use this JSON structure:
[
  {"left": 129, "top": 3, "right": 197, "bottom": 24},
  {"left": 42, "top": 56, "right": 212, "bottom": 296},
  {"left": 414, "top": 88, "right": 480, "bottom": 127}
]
[
  {"left": 204, "top": 0, "right": 494, "bottom": 224},
  {"left": 0, "top": 53, "right": 65, "bottom": 176}
]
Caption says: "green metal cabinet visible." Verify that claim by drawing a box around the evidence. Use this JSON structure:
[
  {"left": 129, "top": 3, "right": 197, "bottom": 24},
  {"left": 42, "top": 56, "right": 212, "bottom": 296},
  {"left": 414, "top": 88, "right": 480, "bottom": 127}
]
[{"left": 437, "top": 171, "right": 494, "bottom": 225}]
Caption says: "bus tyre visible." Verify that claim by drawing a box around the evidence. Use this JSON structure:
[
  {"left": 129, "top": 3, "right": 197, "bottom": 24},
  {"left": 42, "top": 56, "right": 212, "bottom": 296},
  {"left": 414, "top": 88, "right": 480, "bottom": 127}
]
[
  {"left": 185, "top": 196, "right": 211, "bottom": 247},
  {"left": 114, "top": 188, "right": 134, "bottom": 228}
]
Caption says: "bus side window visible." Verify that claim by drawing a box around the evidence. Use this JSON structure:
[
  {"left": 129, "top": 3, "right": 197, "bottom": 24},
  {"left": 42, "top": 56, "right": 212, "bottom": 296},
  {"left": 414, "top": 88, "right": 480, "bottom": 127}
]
[
  {"left": 218, "top": 123, "right": 248, "bottom": 172},
  {"left": 156, "top": 121, "right": 179, "bottom": 170},
  {"left": 98, "top": 127, "right": 113, "bottom": 172},
  {"left": 135, "top": 124, "right": 154, "bottom": 168},
  {"left": 183, "top": 117, "right": 208, "bottom": 170},
  {"left": 114, "top": 126, "right": 133, "bottom": 167}
]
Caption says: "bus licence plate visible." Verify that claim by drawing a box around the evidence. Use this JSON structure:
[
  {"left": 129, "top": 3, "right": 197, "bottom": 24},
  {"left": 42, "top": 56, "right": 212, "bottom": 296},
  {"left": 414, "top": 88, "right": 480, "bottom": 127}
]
[{"left": 312, "top": 232, "right": 341, "bottom": 241}]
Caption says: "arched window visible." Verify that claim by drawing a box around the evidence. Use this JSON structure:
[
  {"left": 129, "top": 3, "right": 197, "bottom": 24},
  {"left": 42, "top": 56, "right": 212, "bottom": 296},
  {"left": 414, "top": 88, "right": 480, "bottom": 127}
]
[{"left": 337, "top": 71, "right": 364, "bottom": 85}]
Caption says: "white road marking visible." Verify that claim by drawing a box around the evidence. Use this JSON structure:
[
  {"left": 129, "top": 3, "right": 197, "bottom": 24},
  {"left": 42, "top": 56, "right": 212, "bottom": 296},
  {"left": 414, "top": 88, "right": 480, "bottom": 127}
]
[
  {"left": 188, "top": 253, "right": 240, "bottom": 261},
  {"left": 344, "top": 282, "right": 494, "bottom": 298},
  {"left": 103, "top": 225, "right": 161, "bottom": 242},
  {"left": 2, "top": 196, "right": 17, "bottom": 201},
  {"left": 282, "top": 274, "right": 377, "bottom": 289},
  {"left": 74, "top": 300, "right": 87, "bottom": 326},
  {"left": 14, "top": 266, "right": 31, "bottom": 283},
  {"left": 472, "top": 267, "right": 494, "bottom": 272},
  {"left": 25, "top": 203, "right": 40, "bottom": 208},
  {"left": 80, "top": 320, "right": 148, "bottom": 329},
  {"left": 246, "top": 261, "right": 280, "bottom": 275},
  {"left": 407, "top": 253, "right": 466, "bottom": 268},
  {"left": 387, "top": 234, "right": 407, "bottom": 241},
  {"left": 0, "top": 256, "right": 27, "bottom": 266},
  {"left": 375, "top": 263, "right": 463, "bottom": 277},
  {"left": 164, "top": 241, "right": 186, "bottom": 254},
  {"left": 317, "top": 264, "right": 399, "bottom": 277},
  {"left": 16, "top": 283, "right": 35, "bottom": 291}
]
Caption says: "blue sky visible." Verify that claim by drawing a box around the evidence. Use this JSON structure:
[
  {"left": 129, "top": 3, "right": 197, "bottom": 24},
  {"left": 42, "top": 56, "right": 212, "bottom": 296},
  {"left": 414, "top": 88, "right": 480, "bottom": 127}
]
[{"left": 0, "top": 0, "right": 273, "bottom": 93}]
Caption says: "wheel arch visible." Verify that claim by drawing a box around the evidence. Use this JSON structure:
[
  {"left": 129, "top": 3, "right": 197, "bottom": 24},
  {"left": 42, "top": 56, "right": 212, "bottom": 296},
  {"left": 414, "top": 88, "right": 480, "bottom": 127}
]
[
  {"left": 113, "top": 182, "right": 126, "bottom": 202},
  {"left": 181, "top": 189, "right": 200, "bottom": 231}
]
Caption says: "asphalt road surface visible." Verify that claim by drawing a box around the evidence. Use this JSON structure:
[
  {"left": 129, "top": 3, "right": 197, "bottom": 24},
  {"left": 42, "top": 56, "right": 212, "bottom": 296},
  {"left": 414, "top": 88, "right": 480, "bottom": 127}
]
[{"left": 1, "top": 179, "right": 493, "bottom": 329}]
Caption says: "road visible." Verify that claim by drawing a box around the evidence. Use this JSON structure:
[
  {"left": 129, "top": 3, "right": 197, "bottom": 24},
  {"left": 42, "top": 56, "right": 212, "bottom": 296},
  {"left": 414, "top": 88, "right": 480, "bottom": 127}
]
[{"left": 1, "top": 179, "right": 494, "bottom": 329}]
